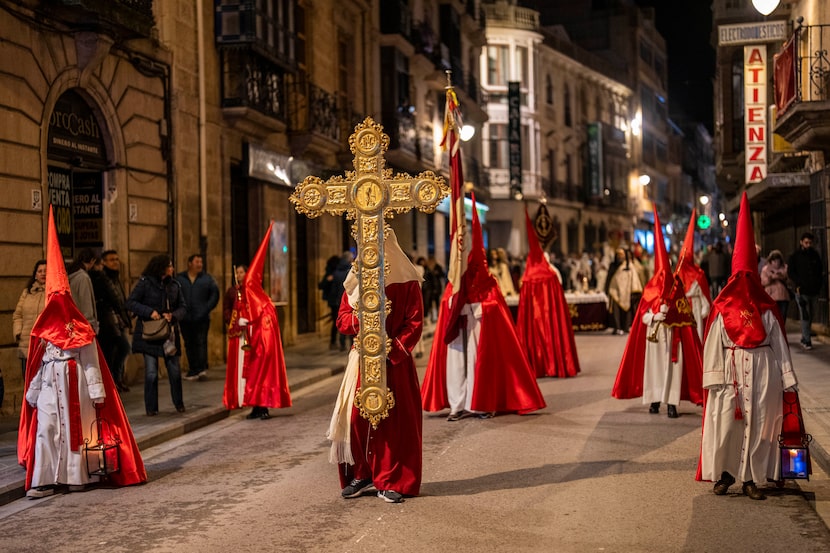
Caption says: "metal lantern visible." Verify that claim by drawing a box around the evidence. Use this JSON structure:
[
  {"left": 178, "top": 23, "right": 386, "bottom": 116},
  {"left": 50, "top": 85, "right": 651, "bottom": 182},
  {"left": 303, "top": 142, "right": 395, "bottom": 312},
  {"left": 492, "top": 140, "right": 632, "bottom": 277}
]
[
  {"left": 779, "top": 434, "right": 812, "bottom": 480},
  {"left": 83, "top": 416, "right": 121, "bottom": 478}
]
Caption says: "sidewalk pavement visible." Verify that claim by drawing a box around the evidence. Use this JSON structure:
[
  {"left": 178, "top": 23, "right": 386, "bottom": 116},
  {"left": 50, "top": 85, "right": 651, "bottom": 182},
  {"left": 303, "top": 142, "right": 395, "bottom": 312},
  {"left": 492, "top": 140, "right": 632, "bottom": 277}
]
[
  {"left": 1, "top": 324, "right": 829, "bottom": 509},
  {"left": 0, "top": 337, "right": 347, "bottom": 506}
]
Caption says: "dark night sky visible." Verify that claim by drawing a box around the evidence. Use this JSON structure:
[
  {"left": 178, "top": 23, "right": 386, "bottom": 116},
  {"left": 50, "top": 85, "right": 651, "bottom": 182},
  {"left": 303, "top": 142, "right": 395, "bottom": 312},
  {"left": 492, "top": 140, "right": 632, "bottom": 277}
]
[{"left": 634, "top": 0, "right": 716, "bottom": 131}]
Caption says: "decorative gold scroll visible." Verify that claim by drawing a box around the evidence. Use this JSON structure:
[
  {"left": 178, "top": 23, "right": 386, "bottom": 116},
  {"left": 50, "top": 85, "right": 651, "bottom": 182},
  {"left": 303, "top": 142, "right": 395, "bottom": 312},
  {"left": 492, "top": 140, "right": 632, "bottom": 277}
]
[{"left": 290, "top": 117, "right": 449, "bottom": 428}]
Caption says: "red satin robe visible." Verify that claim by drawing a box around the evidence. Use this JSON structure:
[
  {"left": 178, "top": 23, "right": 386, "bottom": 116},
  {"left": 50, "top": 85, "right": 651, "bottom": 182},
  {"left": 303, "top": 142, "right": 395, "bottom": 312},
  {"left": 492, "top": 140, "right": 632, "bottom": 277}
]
[
  {"left": 517, "top": 261, "right": 580, "bottom": 378},
  {"left": 336, "top": 281, "right": 423, "bottom": 496},
  {"left": 223, "top": 285, "right": 250, "bottom": 410}
]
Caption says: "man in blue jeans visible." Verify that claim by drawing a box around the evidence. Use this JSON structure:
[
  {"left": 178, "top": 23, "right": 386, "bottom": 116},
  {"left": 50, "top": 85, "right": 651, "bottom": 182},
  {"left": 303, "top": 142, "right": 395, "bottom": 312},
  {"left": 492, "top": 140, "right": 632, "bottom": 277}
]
[
  {"left": 788, "top": 232, "right": 823, "bottom": 351},
  {"left": 177, "top": 254, "right": 220, "bottom": 380}
]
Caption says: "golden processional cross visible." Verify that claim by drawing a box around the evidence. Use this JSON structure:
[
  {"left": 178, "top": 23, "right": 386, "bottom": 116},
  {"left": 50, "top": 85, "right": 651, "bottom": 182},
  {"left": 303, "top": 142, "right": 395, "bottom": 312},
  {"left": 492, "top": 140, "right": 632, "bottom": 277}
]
[{"left": 290, "top": 117, "right": 449, "bottom": 428}]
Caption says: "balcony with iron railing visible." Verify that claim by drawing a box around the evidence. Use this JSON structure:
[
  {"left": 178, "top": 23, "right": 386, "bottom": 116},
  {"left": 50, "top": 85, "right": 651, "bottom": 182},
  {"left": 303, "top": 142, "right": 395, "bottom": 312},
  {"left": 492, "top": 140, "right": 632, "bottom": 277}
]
[
  {"left": 774, "top": 22, "right": 830, "bottom": 153},
  {"left": 220, "top": 49, "right": 287, "bottom": 128},
  {"left": 53, "top": 0, "right": 155, "bottom": 37},
  {"left": 287, "top": 74, "right": 343, "bottom": 156},
  {"left": 481, "top": 1, "right": 538, "bottom": 32}
]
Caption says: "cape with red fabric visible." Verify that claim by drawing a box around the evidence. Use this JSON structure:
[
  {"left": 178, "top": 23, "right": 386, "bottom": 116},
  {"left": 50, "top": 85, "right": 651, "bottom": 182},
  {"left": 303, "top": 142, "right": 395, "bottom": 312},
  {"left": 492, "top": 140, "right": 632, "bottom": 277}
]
[
  {"left": 235, "top": 222, "right": 292, "bottom": 409},
  {"left": 611, "top": 207, "right": 703, "bottom": 405},
  {"left": 517, "top": 209, "right": 580, "bottom": 378},
  {"left": 335, "top": 258, "right": 424, "bottom": 496},
  {"left": 18, "top": 206, "right": 146, "bottom": 489},
  {"left": 421, "top": 196, "right": 546, "bottom": 414},
  {"left": 695, "top": 192, "right": 791, "bottom": 480}
]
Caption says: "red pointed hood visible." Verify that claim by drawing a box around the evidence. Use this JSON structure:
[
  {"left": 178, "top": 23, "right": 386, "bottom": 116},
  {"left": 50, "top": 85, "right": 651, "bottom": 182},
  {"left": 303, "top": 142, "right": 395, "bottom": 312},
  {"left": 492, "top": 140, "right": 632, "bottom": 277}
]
[
  {"left": 522, "top": 207, "right": 556, "bottom": 282},
  {"left": 641, "top": 207, "right": 672, "bottom": 309},
  {"left": 461, "top": 193, "right": 499, "bottom": 304},
  {"left": 29, "top": 205, "right": 96, "bottom": 350},
  {"left": 243, "top": 222, "right": 275, "bottom": 322},
  {"left": 711, "top": 193, "right": 779, "bottom": 347},
  {"left": 675, "top": 209, "right": 711, "bottom": 301}
]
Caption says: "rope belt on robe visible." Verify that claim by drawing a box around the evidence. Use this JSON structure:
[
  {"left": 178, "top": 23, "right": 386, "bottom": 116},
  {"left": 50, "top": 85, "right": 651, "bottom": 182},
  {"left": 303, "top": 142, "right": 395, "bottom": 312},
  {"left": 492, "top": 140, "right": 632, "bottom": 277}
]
[{"left": 726, "top": 344, "right": 770, "bottom": 421}]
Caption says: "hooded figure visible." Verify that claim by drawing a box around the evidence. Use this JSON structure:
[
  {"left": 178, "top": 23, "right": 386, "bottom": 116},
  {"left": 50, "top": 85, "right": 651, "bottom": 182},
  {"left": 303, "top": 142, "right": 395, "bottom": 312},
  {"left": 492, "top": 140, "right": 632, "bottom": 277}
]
[
  {"left": 421, "top": 195, "right": 545, "bottom": 420},
  {"left": 330, "top": 228, "right": 424, "bottom": 504},
  {"left": 611, "top": 207, "right": 703, "bottom": 417},
  {"left": 19, "top": 206, "right": 146, "bottom": 498},
  {"left": 675, "top": 209, "right": 712, "bottom": 341},
  {"left": 517, "top": 209, "right": 580, "bottom": 378},
  {"left": 223, "top": 222, "right": 292, "bottom": 419},
  {"left": 697, "top": 192, "right": 797, "bottom": 500}
]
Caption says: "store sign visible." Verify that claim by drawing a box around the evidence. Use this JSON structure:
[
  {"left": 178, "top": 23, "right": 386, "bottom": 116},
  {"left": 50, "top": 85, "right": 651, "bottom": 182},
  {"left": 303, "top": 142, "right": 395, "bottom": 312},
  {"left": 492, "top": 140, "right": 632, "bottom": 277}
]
[
  {"left": 718, "top": 21, "right": 786, "bottom": 45},
  {"left": 745, "top": 45, "right": 767, "bottom": 185},
  {"left": 48, "top": 90, "right": 107, "bottom": 165},
  {"left": 247, "top": 143, "right": 295, "bottom": 187},
  {"left": 47, "top": 166, "right": 74, "bottom": 258},
  {"left": 587, "top": 122, "right": 603, "bottom": 197},
  {"left": 73, "top": 172, "right": 104, "bottom": 249},
  {"left": 508, "top": 82, "right": 522, "bottom": 190}
]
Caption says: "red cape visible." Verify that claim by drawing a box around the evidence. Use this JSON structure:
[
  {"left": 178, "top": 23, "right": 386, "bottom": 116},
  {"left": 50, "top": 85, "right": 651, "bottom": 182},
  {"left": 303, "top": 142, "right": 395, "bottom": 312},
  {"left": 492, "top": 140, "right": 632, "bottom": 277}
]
[
  {"left": 241, "top": 223, "right": 292, "bottom": 408},
  {"left": 517, "top": 210, "right": 580, "bottom": 378},
  {"left": 18, "top": 338, "right": 147, "bottom": 489},
  {"left": 421, "top": 285, "right": 453, "bottom": 412},
  {"left": 611, "top": 279, "right": 704, "bottom": 406}
]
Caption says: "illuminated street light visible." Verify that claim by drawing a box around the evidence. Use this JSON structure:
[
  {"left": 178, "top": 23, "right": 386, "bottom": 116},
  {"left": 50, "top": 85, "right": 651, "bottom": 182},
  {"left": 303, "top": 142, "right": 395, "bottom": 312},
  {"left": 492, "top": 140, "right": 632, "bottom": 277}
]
[
  {"left": 460, "top": 124, "right": 476, "bottom": 142},
  {"left": 630, "top": 113, "right": 642, "bottom": 136},
  {"left": 699, "top": 195, "right": 710, "bottom": 206},
  {"left": 752, "top": 0, "right": 780, "bottom": 16},
  {"left": 638, "top": 174, "right": 651, "bottom": 186},
  {"left": 718, "top": 212, "right": 726, "bottom": 221}
]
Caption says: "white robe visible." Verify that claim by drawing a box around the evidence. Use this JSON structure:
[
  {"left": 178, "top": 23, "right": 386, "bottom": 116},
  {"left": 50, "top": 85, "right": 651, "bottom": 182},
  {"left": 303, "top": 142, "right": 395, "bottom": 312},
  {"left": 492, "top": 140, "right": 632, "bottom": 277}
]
[
  {"left": 446, "top": 302, "right": 482, "bottom": 414},
  {"left": 26, "top": 342, "right": 106, "bottom": 487},
  {"left": 685, "top": 280, "right": 711, "bottom": 342},
  {"left": 641, "top": 310, "right": 683, "bottom": 406},
  {"left": 700, "top": 311, "right": 797, "bottom": 484}
]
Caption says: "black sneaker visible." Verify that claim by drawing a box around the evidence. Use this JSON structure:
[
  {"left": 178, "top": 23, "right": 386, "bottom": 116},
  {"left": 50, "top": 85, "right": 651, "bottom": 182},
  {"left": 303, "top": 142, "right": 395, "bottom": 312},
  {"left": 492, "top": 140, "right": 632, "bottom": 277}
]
[
  {"left": 341, "top": 478, "right": 375, "bottom": 499},
  {"left": 27, "top": 486, "right": 55, "bottom": 499},
  {"left": 447, "top": 410, "right": 471, "bottom": 422},
  {"left": 377, "top": 490, "right": 404, "bottom": 503}
]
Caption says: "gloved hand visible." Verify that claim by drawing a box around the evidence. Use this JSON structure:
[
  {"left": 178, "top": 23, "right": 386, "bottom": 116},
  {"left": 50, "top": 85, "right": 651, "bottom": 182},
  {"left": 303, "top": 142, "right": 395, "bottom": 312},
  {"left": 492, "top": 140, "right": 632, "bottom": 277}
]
[
  {"left": 659, "top": 303, "right": 669, "bottom": 314},
  {"left": 238, "top": 317, "right": 249, "bottom": 327},
  {"left": 652, "top": 310, "right": 666, "bottom": 322}
]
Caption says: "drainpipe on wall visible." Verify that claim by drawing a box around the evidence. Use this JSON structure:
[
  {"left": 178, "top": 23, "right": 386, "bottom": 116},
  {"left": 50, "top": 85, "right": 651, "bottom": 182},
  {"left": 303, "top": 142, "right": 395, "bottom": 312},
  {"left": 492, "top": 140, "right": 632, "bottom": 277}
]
[{"left": 197, "top": 0, "right": 209, "bottom": 268}]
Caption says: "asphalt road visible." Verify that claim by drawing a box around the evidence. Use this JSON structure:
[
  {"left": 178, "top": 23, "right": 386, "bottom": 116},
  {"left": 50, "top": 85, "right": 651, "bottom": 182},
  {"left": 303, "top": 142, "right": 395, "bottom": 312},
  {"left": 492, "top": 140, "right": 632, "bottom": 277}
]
[{"left": 1, "top": 332, "right": 829, "bottom": 552}]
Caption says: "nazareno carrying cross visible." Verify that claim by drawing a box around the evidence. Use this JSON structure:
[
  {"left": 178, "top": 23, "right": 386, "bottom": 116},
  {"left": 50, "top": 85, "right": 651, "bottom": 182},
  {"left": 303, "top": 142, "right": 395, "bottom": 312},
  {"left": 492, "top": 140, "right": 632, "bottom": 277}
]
[{"left": 290, "top": 117, "right": 449, "bottom": 428}]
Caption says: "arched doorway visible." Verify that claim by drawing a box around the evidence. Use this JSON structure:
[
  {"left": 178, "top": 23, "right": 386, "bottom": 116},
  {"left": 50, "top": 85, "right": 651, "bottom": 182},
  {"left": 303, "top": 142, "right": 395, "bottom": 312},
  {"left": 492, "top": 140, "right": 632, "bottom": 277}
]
[{"left": 46, "top": 89, "right": 109, "bottom": 260}]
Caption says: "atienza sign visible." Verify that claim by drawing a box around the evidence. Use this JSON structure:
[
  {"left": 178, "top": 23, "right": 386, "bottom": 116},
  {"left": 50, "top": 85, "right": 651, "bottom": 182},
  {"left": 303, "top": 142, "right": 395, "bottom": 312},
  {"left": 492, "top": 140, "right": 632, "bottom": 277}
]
[{"left": 745, "top": 45, "right": 767, "bottom": 185}]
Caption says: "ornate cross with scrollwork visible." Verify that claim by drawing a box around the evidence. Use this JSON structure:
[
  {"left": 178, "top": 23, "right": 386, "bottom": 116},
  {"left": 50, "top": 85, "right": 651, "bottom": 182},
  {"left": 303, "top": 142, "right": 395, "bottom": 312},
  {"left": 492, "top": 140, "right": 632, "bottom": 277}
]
[{"left": 290, "top": 117, "right": 449, "bottom": 428}]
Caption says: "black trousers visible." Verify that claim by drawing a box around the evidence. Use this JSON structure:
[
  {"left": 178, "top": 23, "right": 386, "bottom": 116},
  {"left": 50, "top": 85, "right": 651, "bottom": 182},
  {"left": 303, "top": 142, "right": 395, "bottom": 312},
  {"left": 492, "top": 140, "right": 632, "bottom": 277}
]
[{"left": 180, "top": 319, "right": 210, "bottom": 375}]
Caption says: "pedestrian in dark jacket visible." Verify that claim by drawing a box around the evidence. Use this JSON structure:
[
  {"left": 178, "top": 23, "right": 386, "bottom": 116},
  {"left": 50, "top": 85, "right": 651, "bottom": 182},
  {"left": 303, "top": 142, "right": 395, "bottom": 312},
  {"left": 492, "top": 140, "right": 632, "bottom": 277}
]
[
  {"left": 176, "top": 254, "right": 220, "bottom": 380},
  {"left": 127, "top": 254, "right": 187, "bottom": 416},
  {"left": 788, "top": 232, "right": 824, "bottom": 350},
  {"left": 89, "top": 258, "right": 131, "bottom": 392},
  {"left": 319, "top": 252, "right": 353, "bottom": 351}
]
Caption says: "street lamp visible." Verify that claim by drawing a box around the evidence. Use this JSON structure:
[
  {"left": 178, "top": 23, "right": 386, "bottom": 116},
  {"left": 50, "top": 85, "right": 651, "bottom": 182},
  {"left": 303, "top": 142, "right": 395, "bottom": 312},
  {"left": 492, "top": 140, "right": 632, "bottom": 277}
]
[
  {"left": 460, "top": 124, "right": 476, "bottom": 142},
  {"left": 699, "top": 195, "right": 710, "bottom": 206},
  {"left": 638, "top": 174, "right": 651, "bottom": 186},
  {"left": 752, "top": 0, "right": 780, "bottom": 16}
]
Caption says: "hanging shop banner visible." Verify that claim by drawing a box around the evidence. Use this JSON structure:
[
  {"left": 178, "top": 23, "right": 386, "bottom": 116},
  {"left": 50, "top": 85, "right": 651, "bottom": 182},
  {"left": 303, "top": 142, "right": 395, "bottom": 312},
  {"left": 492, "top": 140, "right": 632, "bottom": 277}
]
[
  {"left": 508, "top": 81, "right": 522, "bottom": 190},
  {"left": 745, "top": 45, "right": 768, "bottom": 185},
  {"left": 47, "top": 166, "right": 74, "bottom": 258},
  {"left": 587, "top": 122, "right": 603, "bottom": 197}
]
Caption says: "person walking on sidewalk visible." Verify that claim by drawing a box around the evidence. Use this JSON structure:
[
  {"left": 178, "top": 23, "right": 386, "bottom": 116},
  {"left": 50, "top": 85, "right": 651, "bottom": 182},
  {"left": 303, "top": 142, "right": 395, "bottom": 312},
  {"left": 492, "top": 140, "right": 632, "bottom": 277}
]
[
  {"left": 177, "top": 254, "right": 219, "bottom": 380},
  {"left": 89, "top": 257, "right": 131, "bottom": 392},
  {"left": 788, "top": 232, "right": 823, "bottom": 351},
  {"left": 127, "top": 255, "right": 187, "bottom": 416},
  {"left": 698, "top": 193, "right": 797, "bottom": 500}
]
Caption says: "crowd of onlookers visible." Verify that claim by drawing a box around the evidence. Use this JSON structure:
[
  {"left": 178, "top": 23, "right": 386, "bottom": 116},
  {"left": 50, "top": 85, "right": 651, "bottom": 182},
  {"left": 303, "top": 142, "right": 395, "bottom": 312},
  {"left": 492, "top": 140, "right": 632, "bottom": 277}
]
[{"left": 6, "top": 249, "right": 221, "bottom": 415}]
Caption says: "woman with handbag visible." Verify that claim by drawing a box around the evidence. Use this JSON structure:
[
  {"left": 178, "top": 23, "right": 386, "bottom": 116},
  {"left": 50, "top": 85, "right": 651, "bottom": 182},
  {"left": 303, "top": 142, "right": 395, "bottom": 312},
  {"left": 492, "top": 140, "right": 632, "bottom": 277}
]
[{"left": 126, "top": 254, "right": 187, "bottom": 416}]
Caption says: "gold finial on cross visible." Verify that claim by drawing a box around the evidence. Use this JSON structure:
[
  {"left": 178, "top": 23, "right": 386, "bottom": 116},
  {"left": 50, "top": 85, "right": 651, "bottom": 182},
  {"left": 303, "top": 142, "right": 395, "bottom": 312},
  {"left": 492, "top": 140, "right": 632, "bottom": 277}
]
[{"left": 290, "top": 116, "right": 449, "bottom": 428}]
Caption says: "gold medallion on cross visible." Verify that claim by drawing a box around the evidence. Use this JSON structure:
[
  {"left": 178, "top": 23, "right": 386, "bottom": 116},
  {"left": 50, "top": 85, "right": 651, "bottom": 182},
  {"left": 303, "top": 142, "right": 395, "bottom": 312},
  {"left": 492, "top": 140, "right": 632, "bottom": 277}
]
[{"left": 290, "top": 117, "right": 449, "bottom": 428}]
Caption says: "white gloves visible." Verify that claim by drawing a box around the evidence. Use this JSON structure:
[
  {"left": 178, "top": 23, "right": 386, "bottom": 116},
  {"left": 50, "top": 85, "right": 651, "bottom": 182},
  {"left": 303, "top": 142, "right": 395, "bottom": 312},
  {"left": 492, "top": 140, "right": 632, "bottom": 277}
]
[
  {"left": 659, "top": 303, "right": 669, "bottom": 314},
  {"left": 238, "top": 317, "right": 249, "bottom": 327}
]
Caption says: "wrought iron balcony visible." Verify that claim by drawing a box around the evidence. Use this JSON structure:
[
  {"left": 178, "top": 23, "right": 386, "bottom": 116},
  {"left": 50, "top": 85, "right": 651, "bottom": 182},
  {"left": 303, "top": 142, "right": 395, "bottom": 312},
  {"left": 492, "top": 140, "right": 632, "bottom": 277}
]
[
  {"left": 287, "top": 77, "right": 340, "bottom": 143},
  {"left": 385, "top": 110, "right": 417, "bottom": 156},
  {"left": 54, "top": 0, "right": 155, "bottom": 37},
  {"left": 220, "top": 49, "right": 286, "bottom": 122},
  {"left": 215, "top": 0, "right": 298, "bottom": 70},
  {"left": 774, "top": 23, "right": 830, "bottom": 152}
]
